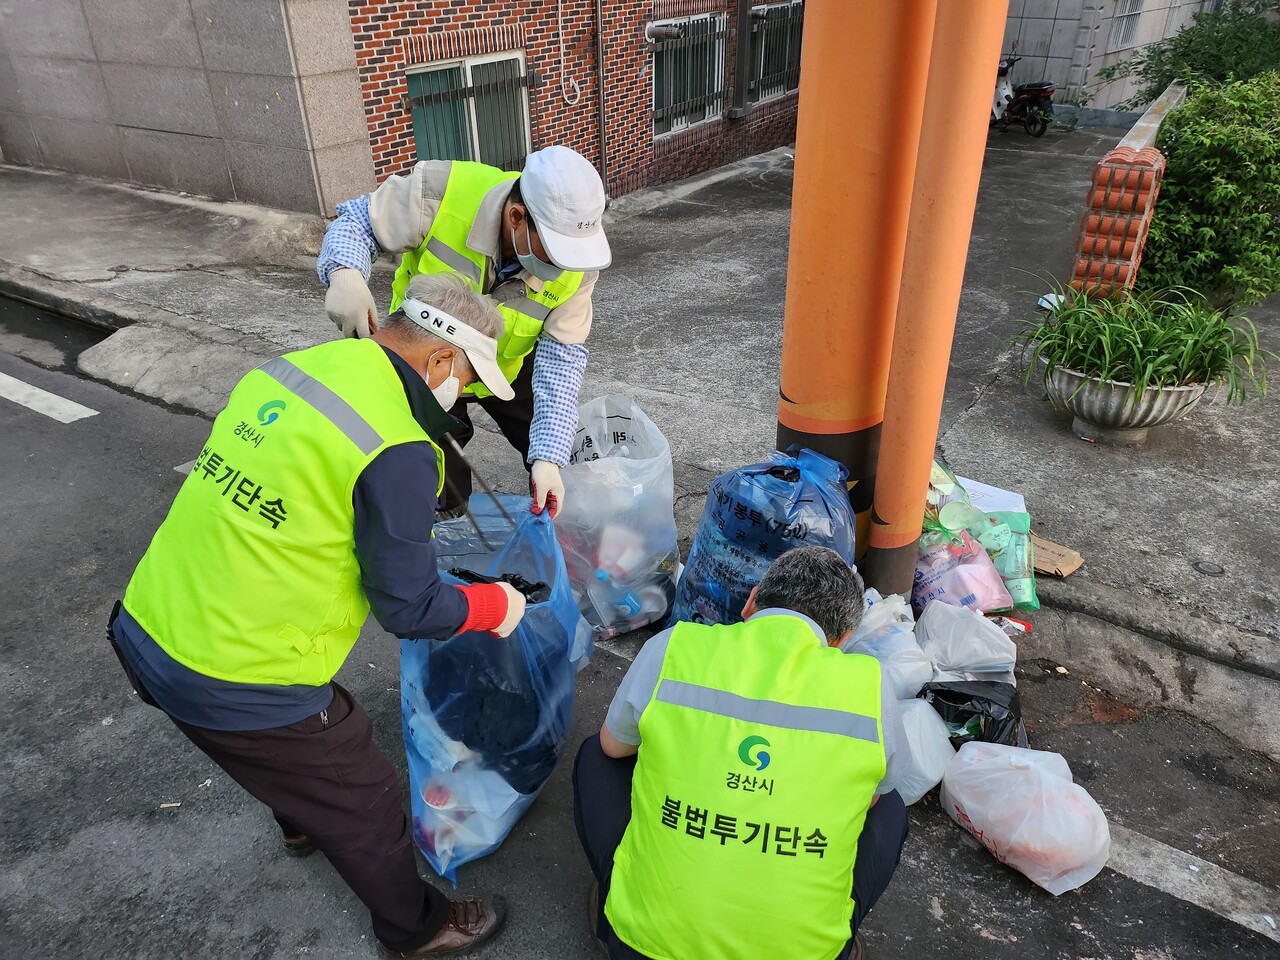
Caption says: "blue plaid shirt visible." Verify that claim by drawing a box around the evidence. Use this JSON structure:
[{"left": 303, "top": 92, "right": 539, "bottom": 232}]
[{"left": 318, "top": 196, "right": 588, "bottom": 466}]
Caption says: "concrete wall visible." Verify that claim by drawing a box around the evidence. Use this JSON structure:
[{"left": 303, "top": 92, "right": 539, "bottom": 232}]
[
  {"left": 0, "top": 0, "right": 373, "bottom": 214},
  {"left": 1004, "top": 0, "right": 1208, "bottom": 108}
]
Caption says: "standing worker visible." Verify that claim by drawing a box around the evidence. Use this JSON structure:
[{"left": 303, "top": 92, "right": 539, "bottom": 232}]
[
  {"left": 573, "top": 547, "right": 912, "bottom": 960},
  {"left": 109, "top": 274, "right": 525, "bottom": 958},
  {"left": 318, "top": 145, "right": 612, "bottom": 521}
]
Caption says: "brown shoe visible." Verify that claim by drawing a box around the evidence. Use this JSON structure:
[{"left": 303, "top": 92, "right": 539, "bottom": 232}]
[
  {"left": 849, "top": 931, "right": 868, "bottom": 960},
  {"left": 376, "top": 895, "right": 506, "bottom": 958}
]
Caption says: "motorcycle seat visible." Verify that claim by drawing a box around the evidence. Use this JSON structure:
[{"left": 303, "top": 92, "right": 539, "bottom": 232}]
[{"left": 1014, "top": 81, "right": 1055, "bottom": 92}]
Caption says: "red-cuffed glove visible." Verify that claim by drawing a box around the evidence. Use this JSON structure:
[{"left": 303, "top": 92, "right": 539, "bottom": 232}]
[
  {"left": 454, "top": 582, "right": 526, "bottom": 637},
  {"left": 530, "top": 460, "right": 564, "bottom": 519}
]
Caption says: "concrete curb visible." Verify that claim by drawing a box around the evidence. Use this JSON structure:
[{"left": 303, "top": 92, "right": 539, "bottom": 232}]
[
  {"left": 1025, "top": 594, "right": 1280, "bottom": 757},
  {"left": 1037, "top": 577, "right": 1280, "bottom": 684},
  {"left": 0, "top": 260, "right": 280, "bottom": 418}
]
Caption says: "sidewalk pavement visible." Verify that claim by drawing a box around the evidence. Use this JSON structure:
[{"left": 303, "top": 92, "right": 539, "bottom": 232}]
[{"left": 2, "top": 127, "right": 1279, "bottom": 958}]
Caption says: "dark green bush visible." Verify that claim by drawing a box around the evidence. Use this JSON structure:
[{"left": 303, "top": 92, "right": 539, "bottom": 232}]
[
  {"left": 1138, "top": 72, "right": 1280, "bottom": 306},
  {"left": 1095, "top": 2, "right": 1280, "bottom": 111}
]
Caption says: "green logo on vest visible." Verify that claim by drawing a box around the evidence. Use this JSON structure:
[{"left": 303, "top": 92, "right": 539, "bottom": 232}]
[
  {"left": 738, "top": 735, "right": 771, "bottom": 771},
  {"left": 257, "top": 400, "right": 286, "bottom": 426}
]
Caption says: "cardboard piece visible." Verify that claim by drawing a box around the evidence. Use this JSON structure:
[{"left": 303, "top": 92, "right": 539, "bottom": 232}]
[
  {"left": 1030, "top": 533, "right": 1084, "bottom": 577},
  {"left": 956, "top": 476, "right": 1027, "bottom": 514}
]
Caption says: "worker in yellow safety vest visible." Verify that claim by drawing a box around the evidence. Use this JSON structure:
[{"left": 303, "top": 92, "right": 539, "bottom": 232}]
[
  {"left": 318, "top": 146, "right": 611, "bottom": 522},
  {"left": 573, "top": 547, "right": 912, "bottom": 960},
  {"left": 109, "top": 274, "right": 526, "bottom": 959}
]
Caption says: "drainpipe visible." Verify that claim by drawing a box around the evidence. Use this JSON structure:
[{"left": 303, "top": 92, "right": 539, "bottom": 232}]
[
  {"left": 595, "top": 0, "right": 609, "bottom": 191},
  {"left": 775, "top": 0, "right": 938, "bottom": 556},
  {"left": 728, "top": 0, "right": 752, "bottom": 118},
  {"left": 860, "top": 0, "right": 1011, "bottom": 594}
]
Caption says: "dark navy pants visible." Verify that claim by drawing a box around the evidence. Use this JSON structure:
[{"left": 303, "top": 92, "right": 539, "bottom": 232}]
[{"left": 572, "top": 733, "right": 909, "bottom": 959}]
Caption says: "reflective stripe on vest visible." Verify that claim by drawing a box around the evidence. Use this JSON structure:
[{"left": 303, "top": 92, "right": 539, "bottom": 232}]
[
  {"left": 606, "top": 617, "right": 887, "bottom": 960},
  {"left": 655, "top": 679, "right": 882, "bottom": 744},
  {"left": 123, "top": 339, "right": 443, "bottom": 687},
  {"left": 387, "top": 160, "right": 584, "bottom": 398},
  {"left": 259, "top": 357, "right": 384, "bottom": 456}
]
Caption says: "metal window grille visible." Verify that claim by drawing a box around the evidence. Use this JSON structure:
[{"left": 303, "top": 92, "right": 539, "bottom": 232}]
[
  {"left": 405, "top": 52, "right": 532, "bottom": 171},
  {"left": 651, "top": 13, "right": 728, "bottom": 136},
  {"left": 1107, "top": 0, "right": 1146, "bottom": 52},
  {"left": 749, "top": 2, "right": 803, "bottom": 103}
]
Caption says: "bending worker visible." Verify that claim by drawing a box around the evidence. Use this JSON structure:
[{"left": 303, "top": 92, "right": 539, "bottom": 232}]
[
  {"left": 318, "top": 145, "right": 611, "bottom": 521},
  {"left": 109, "top": 274, "right": 523, "bottom": 958},
  {"left": 573, "top": 547, "right": 912, "bottom": 960}
]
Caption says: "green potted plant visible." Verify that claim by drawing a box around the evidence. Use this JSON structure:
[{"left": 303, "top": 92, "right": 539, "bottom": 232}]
[{"left": 1012, "top": 284, "right": 1271, "bottom": 445}]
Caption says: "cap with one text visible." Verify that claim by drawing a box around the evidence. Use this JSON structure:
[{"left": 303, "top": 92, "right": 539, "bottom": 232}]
[
  {"left": 400, "top": 297, "right": 515, "bottom": 400},
  {"left": 520, "top": 145, "right": 611, "bottom": 272}
]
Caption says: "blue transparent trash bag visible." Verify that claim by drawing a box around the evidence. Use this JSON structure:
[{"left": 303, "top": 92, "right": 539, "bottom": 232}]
[
  {"left": 670, "top": 447, "right": 857, "bottom": 627},
  {"left": 401, "top": 504, "right": 592, "bottom": 883}
]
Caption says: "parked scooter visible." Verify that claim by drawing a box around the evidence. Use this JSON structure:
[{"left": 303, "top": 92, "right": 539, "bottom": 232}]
[{"left": 991, "top": 54, "right": 1056, "bottom": 137}]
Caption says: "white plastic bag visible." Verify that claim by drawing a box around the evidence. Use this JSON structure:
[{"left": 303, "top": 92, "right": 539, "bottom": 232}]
[
  {"left": 940, "top": 742, "right": 1111, "bottom": 895},
  {"left": 557, "top": 397, "right": 679, "bottom": 639},
  {"left": 916, "top": 601, "right": 1017, "bottom": 675},
  {"left": 851, "top": 590, "right": 915, "bottom": 647},
  {"left": 847, "top": 593, "right": 933, "bottom": 700},
  {"left": 896, "top": 699, "right": 956, "bottom": 805}
]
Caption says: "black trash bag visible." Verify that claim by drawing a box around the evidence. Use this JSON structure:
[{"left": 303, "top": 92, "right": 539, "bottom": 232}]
[{"left": 918, "top": 681, "right": 1029, "bottom": 747}]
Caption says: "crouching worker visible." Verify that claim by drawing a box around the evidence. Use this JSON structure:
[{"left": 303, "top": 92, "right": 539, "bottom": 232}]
[
  {"left": 573, "top": 547, "right": 912, "bottom": 960},
  {"left": 108, "top": 273, "right": 524, "bottom": 958}
]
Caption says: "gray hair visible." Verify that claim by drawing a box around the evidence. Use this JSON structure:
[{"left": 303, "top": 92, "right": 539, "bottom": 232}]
[
  {"left": 385, "top": 273, "right": 504, "bottom": 375},
  {"left": 755, "top": 546, "right": 865, "bottom": 641}
]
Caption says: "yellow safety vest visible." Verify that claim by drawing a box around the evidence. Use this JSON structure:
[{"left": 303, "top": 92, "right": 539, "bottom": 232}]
[
  {"left": 606, "top": 616, "right": 887, "bottom": 960},
  {"left": 124, "top": 339, "right": 444, "bottom": 687},
  {"left": 389, "top": 161, "right": 584, "bottom": 398}
]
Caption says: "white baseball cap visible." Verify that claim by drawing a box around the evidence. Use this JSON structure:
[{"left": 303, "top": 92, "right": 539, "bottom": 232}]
[
  {"left": 520, "top": 146, "right": 612, "bottom": 272},
  {"left": 401, "top": 297, "right": 515, "bottom": 400}
]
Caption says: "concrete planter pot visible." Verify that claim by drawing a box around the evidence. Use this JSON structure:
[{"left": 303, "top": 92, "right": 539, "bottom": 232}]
[{"left": 1041, "top": 361, "right": 1208, "bottom": 445}]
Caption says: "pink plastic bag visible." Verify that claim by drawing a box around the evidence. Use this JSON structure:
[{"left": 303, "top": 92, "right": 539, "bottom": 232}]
[{"left": 912, "top": 528, "right": 1013, "bottom": 615}]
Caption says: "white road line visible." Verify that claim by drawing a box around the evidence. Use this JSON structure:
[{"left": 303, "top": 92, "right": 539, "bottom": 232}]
[
  {"left": 1108, "top": 822, "right": 1280, "bottom": 944},
  {"left": 174, "top": 459, "right": 196, "bottom": 475},
  {"left": 0, "top": 370, "right": 98, "bottom": 423}
]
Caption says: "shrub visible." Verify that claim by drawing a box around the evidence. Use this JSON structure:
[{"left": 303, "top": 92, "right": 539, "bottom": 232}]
[
  {"left": 1094, "top": 1, "right": 1280, "bottom": 111},
  {"left": 1138, "top": 72, "right": 1280, "bottom": 306}
]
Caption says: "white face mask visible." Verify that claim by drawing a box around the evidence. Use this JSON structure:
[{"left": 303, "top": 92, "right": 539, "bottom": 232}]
[
  {"left": 513, "top": 222, "right": 564, "bottom": 283},
  {"left": 427, "top": 352, "right": 461, "bottom": 411}
]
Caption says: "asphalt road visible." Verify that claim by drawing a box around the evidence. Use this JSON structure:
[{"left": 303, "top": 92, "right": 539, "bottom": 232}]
[{"left": 1, "top": 298, "right": 1277, "bottom": 960}]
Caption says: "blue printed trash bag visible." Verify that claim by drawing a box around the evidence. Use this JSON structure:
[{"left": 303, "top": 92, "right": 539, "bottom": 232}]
[
  {"left": 670, "top": 447, "right": 857, "bottom": 626},
  {"left": 401, "top": 503, "right": 592, "bottom": 883}
]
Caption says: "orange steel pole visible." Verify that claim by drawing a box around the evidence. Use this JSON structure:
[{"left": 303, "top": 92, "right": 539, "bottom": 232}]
[
  {"left": 861, "top": 0, "right": 1012, "bottom": 594},
  {"left": 776, "top": 0, "right": 938, "bottom": 556}
]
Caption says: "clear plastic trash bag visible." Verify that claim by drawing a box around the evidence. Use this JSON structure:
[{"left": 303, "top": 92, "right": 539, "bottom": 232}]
[
  {"left": 557, "top": 396, "right": 679, "bottom": 640},
  {"left": 671, "top": 447, "right": 857, "bottom": 626},
  {"left": 401, "top": 507, "right": 592, "bottom": 883},
  {"left": 913, "top": 522, "right": 1014, "bottom": 616},
  {"left": 846, "top": 591, "right": 933, "bottom": 700},
  {"left": 940, "top": 742, "right": 1111, "bottom": 895},
  {"left": 896, "top": 698, "right": 957, "bottom": 805}
]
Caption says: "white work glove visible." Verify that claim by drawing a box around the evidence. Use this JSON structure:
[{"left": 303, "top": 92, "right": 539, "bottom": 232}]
[
  {"left": 492, "top": 582, "right": 527, "bottom": 638},
  {"left": 325, "top": 268, "right": 377, "bottom": 338},
  {"left": 530, "top": 460, "right": 564, "bottom": 519}
]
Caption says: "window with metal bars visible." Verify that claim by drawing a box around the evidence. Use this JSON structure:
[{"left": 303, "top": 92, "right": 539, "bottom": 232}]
[
  {"left": 749, "top": 2, "right": 803, "bottom": 103},
  {"left": 1107, "top": 0, "right": 1146, "bottom": 52},
  {"left": 405, "top": 51, "right": 532, "bottom": 171},
  {"left": 650, "top": 13, "right": 729, "bottom": 136}
]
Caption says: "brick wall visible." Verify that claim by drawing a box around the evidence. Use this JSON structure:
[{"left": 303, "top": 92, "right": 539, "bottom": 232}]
[{"left": 345, "top": 0, "right": 799, "bottom": 195}]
